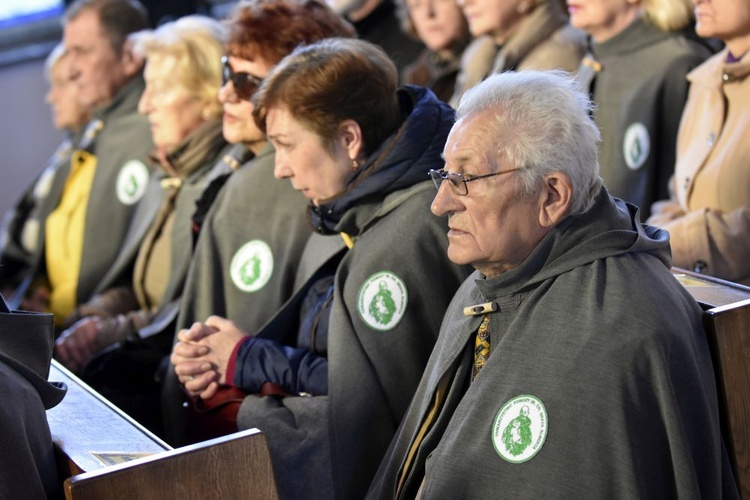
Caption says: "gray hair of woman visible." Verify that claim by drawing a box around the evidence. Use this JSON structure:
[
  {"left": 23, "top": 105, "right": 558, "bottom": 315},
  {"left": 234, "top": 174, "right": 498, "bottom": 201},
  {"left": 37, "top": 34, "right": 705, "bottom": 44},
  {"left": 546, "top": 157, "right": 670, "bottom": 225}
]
[
  {"left": 456, "top": 70, "right": 603, "bottom": 216},
  {"left": 44, "top": 43, "right": 67, "bottom": 81},
  {"left": 642, "top": 0, "right": 694, "bottom": 32},
  {"left": 129, "top": 15, "right": 229, "bottom": 120}
]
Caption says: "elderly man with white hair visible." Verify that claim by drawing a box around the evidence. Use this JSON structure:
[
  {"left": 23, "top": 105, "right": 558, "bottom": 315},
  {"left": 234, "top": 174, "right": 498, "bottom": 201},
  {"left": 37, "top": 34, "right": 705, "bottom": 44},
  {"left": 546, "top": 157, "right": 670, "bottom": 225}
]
[{"left": 367, "top": 70, "right": 738, "bottom": 499}]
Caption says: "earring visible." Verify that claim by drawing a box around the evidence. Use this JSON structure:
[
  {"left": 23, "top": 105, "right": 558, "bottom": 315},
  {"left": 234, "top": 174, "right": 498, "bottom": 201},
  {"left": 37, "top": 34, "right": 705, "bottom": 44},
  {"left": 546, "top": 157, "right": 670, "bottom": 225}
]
[
  {"left": 202, "top": 108, "right": 212, "bottom": 120},
  {"left": 352, "top": 159, "right": 359, "bottom": 171}
]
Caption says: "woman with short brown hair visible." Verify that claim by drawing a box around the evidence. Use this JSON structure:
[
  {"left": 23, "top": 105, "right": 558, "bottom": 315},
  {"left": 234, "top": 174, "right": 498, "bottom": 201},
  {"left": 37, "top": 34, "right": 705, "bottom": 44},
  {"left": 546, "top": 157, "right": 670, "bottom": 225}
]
[{"left": 172, "top": 38, "right": 470, "bottom": 499}]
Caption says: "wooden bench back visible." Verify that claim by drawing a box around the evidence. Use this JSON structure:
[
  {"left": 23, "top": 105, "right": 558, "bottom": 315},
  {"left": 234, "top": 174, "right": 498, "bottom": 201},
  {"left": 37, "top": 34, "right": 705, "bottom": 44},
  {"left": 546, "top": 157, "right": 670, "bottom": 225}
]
[
  {"left": 64, "top": 428, "right": 279, "bottom": 500},
  {"left": 673, "top": 269, "right": 750, "bottom": 498},
  {"left": 48, "top": 361, "right": 278, "bottom": 499}
]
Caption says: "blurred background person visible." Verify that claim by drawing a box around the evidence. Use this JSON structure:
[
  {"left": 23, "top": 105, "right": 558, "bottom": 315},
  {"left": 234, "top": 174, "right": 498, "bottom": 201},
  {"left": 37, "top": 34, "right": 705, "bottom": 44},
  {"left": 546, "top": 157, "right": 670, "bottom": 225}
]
[
  {"left": 170, "top": 38, "right": 470, "bottom": 499},
  {"left": 45, "top": 0, "right": 153, "bottom": 328},
  {"left": 161, "top": 0, "right": 356, "bottom": 445},
  {"left": 46, "top": 43, "right": 93, "bottom": 136},
  {"left": 396, "top": 0, "right": 471, "bottom": 102},
  {"left": 450, "top": 0, "right": 586, "bottom": 107},
  {"left": 573, "top": 0, "right": 711, "bottom": 219},
  {"left": 328, "top": 0, "right": 424, "bottom": 74},
  {"left": 648, "top": 0, "right": 750, "bottom": 283},
  {"left": 0, "top": 43, "right": 92, "bottom": 312},
  {"left": 54, "top": 15, "right": 229, "bottom": 434}
]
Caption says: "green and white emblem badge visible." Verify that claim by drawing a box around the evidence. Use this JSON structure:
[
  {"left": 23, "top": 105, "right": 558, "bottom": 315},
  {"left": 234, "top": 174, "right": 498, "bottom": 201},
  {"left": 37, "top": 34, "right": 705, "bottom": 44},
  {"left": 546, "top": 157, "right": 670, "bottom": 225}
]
[
  {"left": 230, "top": 240, "right": 274, "bottom": 293},
  {"left": 492, "top": 395, "right": 548, "bottom": 464},
  {"left": 623, "top": 122, "right": 650, "bottom": 170},
  {"left": 357, "top": 271, "right": 408, "bottom": 331},
  {"left": 116, "top": 160, "right": 150, "bottom": 205}
]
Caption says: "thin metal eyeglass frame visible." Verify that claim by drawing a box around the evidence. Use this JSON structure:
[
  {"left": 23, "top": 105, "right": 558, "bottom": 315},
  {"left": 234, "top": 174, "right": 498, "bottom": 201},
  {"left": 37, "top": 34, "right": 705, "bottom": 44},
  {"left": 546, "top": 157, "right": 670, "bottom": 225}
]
[
  {"left": 428, "top": 168, "right": 523, "bottom": 196},
  {"left": 221, "top": 56, "right": 263, "bottom": 101}
]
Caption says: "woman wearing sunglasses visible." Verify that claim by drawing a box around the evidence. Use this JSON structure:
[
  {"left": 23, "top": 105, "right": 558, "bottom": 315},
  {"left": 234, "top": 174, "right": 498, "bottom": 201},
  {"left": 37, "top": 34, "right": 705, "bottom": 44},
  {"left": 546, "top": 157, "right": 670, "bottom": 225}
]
[
  {"left": 648, "top": 0, "right": 750, "bottom": 284},
  {"left": 171, "top": 38, "right": 471, "bottom": 499},
  {"left": 161, "top": 0, "right": 356, "bottom": 444},
  {"left": 53, "top": 15, "right": 230, "bottom": 431}
]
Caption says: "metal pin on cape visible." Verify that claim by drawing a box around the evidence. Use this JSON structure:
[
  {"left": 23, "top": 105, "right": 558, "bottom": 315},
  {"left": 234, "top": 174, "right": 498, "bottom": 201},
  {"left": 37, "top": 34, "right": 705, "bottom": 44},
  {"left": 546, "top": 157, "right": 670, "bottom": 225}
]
[{"left": 463, "top": 301, "right": 498, "bottom": 317}]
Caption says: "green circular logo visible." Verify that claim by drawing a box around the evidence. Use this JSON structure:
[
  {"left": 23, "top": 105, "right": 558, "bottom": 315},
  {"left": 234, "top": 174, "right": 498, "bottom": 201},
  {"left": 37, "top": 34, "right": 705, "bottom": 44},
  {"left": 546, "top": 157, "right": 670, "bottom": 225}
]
[
  {"left": 492, "top": 394, "right": 548, "bottom": 464},
  {"left": 229, "top": 240, "right": 274, "bottom": 293},
  {"left": 357, "top": 271, "right": 408, "bottom": 331},
  {"left": 116, "top": 160, "right": 150, "bottom": 205},
  {"left": 623, "top": 122, "right": 650, "bottom": 170}
]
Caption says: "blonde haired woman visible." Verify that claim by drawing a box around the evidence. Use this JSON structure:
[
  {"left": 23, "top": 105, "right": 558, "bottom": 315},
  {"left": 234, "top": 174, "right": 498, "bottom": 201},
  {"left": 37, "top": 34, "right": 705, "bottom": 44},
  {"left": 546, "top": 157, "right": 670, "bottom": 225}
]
[
  {"left": 572, "top": 0, "right": 711, "bottom": 219},
  {"left": 0, "top": 44, "right": 92, "bottom": 312},
  {"left": 54, "top": 15, "right": 229, "bottom": 433}
]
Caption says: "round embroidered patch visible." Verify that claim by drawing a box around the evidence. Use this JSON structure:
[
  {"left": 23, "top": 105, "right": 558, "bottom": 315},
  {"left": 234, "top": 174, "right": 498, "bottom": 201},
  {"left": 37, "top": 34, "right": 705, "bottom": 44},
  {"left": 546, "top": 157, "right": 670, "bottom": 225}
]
[
  {"left": 623, "top": 123, "right": 650, "bottom": 170},
  {"left": 492, "top": 394, "right": 548, "bottom": 464},
  {"left": 116, "top": 160, "right": 150, "bottom": 205},
  {"left": 230, "top": 240, "right": 274, "bottom": 293},
  {"left": 357, "top": 271, "right": 408, "bottom": 331}
]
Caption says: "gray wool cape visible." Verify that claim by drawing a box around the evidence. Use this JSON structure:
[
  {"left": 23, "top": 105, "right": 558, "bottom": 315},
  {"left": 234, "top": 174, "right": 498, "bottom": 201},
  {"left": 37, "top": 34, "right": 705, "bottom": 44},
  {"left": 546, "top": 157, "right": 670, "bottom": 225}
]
[
  {"left": 77, "top": 121, "right": 229, "bottom": 434},
  {"left": 173, "top": 143, "right": 311, "bottom": 334},
  {"left": 162, "top": 144, "right": 312, "bottom": 445},
  {"left": 234, "top": 182, "right": 471, "bottom": 500},
  {"left": 0, "top": 77, "right": 152, "bottom": 318},
  {"left": 576, "top": 17, "right": 710, "bottom": 219},
  {"left": 68, "top": 76, "right": 154, "bottom": 306},
  {"left": 85, "top": 120, "right": 230, "bottom": 328},
  {"left": 367, "top": 187, "right": 738, "bottom": 500},
  {"left": 0, "top": 295, "right": 66, "bottom": 499},
  {"left": 31, "top": 75, "right": 154, "bottom": 323},
  {"left": 0, "top": 138, "right": 76, "bottom": 305}
]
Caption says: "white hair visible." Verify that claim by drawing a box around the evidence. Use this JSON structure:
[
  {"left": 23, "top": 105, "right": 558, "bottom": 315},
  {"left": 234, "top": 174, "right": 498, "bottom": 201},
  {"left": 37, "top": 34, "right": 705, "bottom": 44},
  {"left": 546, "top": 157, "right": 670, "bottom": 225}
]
[
  {"left": 44, "top": 43, "right": 67, "bottom": 82},
  {"left": 456, "top": 70, "right": 603, "bottom": 216},
  {"left": 128, "top": 15, "right": 228, "bottom": 117}
]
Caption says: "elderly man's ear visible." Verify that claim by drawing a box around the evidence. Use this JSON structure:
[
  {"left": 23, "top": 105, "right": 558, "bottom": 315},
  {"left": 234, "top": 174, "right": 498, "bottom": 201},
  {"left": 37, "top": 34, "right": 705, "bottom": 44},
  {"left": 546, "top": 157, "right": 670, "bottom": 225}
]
[{"left": 538, "top": 172, "right": 572, "bottom": 228}]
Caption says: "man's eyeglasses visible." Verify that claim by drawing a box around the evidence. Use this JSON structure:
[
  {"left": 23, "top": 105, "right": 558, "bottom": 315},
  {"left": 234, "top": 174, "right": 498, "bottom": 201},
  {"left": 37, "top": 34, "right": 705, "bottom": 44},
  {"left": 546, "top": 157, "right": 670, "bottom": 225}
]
[
  {"left": 428, "top": 168, "right": 522, "bottom": 196},
  {"left": 221, "top": 56, "right": 263, "bottom": 101}
]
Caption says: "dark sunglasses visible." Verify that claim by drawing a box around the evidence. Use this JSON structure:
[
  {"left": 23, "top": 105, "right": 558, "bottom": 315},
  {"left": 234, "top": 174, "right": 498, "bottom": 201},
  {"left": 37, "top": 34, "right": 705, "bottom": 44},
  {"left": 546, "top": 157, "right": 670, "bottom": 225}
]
[{"left": 221, "top": 55, "right": 263, "bottom": 101}]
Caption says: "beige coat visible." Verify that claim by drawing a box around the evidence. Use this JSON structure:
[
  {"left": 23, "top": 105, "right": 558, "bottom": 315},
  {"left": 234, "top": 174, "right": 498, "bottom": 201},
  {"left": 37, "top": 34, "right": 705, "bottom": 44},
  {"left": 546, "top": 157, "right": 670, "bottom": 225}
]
[
  {"left": 648, "top": 50, "right": 750, "bottom": 283},
  {"left": 449, "top": 0, "right": 586, "bottom": 107}
]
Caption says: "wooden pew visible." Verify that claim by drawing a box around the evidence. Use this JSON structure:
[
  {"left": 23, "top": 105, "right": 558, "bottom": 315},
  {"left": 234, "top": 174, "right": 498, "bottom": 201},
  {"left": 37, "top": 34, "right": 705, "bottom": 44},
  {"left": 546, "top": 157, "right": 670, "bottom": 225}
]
[
  {"left": 63, "top": 429, "right": 279, "bottom": 499},
  {"left": 48, "top": 361, "right": 279, "bottom": 499},
  {"left": 47, "top": 361, "right": 170, "bottom": 477},
  {"left": 673, "top": 269, "right": 750, "bottom": 499}
]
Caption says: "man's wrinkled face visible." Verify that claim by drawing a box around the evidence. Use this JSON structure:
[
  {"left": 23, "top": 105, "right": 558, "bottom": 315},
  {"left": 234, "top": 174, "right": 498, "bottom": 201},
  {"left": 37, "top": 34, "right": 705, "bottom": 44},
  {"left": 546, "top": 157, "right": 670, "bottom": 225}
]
[
  {"left": 64, "top": 9, "right": 131, "bottom": 109},
  {"left": 431, "top": 109, "right": 546, "bottom": 278}
]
